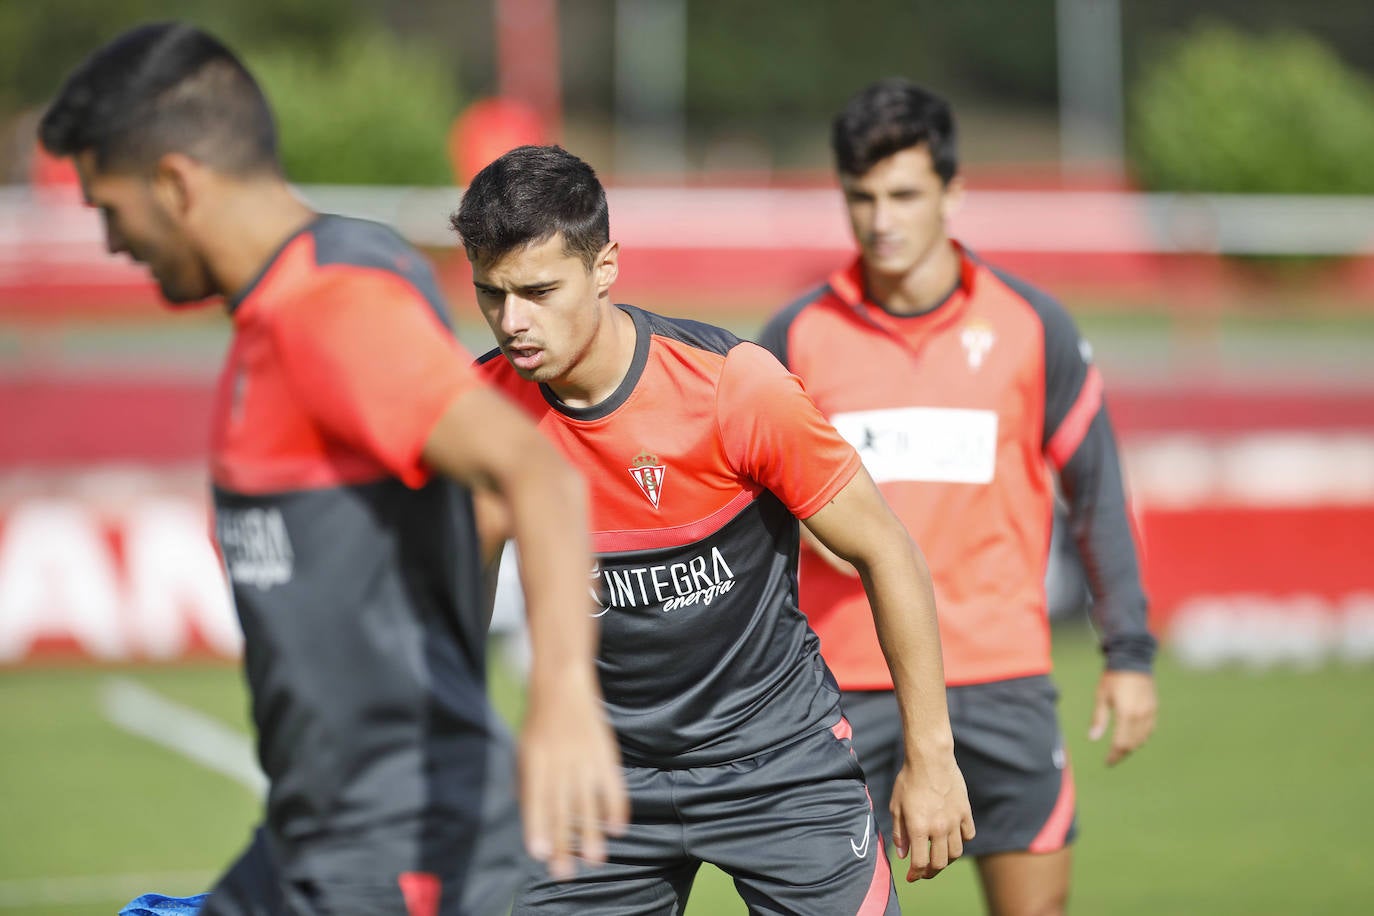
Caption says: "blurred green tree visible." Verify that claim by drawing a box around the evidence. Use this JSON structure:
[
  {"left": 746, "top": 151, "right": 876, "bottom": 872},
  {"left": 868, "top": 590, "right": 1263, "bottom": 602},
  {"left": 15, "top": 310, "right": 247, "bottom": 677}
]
[
  {"left": 248, "top": 33, "right": 461, "bottom": 185},
  {"left": 1, "top": 1, "right": 460, "bottom": 185},
  {"left": 0, "top": 0, "right": 368, "bottom": 111},
  {"left": 1129, "top": 22, "right": 1374, "bottom": 193}
]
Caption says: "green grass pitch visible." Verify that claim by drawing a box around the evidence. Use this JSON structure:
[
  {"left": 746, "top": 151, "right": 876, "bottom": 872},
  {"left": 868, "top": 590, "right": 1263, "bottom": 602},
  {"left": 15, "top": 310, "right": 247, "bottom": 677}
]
[{"left": 1, "top": 629, "right": 1370, "bottom": 914}]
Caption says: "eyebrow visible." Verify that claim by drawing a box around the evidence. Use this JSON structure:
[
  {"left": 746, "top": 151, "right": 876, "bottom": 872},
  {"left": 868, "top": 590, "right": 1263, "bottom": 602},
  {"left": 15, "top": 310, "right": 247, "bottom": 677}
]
[{"left": 473, "top": 279, "right": 560, "bottom": 294}]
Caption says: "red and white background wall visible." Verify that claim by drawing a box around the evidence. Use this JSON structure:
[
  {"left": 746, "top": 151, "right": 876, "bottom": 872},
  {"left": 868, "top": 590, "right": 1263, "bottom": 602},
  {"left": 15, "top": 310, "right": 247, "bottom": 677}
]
[{"left": 3, "top": 183, "right": 1373, "bottom": 669}]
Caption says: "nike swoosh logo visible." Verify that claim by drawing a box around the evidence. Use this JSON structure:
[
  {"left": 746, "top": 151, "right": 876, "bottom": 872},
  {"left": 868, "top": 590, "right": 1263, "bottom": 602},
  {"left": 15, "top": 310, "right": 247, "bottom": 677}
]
[{"left": 850, "top": 814, "right": 872, "bottom": 859}]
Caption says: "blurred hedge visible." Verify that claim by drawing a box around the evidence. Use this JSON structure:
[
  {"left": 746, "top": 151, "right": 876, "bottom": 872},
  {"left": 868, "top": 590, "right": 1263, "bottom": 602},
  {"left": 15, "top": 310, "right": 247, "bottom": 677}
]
[
  {"left": 1, "top": 2, "right": 460, "bottom": 185},
  {"left": 1129, "top": 23, "right": 1374, "bottom": 193},
  {"left": 248, "top": 33, "right": 461, "bottom": 185}
]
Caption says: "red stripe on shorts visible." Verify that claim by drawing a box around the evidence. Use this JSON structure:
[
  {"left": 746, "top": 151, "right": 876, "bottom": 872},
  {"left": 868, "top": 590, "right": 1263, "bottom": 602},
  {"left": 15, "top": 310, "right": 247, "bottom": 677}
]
[
  {"left": 855, "top": 831, "right": 894, "bottom": 916},
  {"left": 1028, "top": 761, "right": 1076, "bottom": 853},
  {"left": 398, "top": 871, "right": 441, "bottom": 916},
  {"left": 831, "top": 717, "right": 853, "bottom": 742}
]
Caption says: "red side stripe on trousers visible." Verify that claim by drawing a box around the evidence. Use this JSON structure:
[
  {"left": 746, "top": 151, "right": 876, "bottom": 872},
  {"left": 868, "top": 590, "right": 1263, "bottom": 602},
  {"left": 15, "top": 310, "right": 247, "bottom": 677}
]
[
  {"left": 832, "top": 717, "right": 854, "bottom": 741},
  {"left": 856, "top": 814, "right": 894, "bottom": 915},
  {"left": 398, "top": 871, "right": 441, "bottom": 916},
  {"left": 1028, "top": 761, "right": 1076, "bottom": 853}
]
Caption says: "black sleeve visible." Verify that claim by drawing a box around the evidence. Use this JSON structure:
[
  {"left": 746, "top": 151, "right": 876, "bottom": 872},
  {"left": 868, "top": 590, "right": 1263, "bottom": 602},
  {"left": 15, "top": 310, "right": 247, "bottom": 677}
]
[
  {"left": 995, "top": 268, "right": 1157, "bottom": 672},
  {"left": 756, "top": 284, "right": 826, "bottom": 369},
  {"left": 1061, "top": 406, "right": 1157, "bottom": 672}
]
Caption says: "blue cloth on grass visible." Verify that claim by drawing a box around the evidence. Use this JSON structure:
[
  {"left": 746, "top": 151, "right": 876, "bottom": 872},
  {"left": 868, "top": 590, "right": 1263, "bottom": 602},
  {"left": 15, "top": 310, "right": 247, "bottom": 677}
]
[{"left": 119, "top": 893, "right": 209, "bottom": 915}]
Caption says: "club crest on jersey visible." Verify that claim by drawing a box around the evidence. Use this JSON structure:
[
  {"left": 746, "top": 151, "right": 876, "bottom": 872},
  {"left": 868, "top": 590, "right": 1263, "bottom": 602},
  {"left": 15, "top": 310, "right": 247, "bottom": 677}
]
[
  {"left": 628, "top": 449, "right": 666, "bottom": 509},
  {"left": 960, "top": 319, "right": 997, "bottom": 371}
]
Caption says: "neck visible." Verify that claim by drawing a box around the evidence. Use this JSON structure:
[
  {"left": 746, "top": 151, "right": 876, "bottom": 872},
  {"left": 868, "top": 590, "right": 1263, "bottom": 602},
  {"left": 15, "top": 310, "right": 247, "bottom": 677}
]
[
  {"left": 199, "top": 178, "right": 317, "bottom": 299},
  {"left": 864, "top": 238, "right": 962, "bottom": 315},
  {"left": 548, "top": 303, "right": 638, "bottom": 410}
]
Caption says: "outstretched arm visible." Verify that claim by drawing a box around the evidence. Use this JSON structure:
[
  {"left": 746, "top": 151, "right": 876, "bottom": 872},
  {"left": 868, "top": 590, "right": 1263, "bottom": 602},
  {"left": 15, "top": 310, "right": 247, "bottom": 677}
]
[
  {"left": 1056, "top": 403, "right": 1158, "bottom": 766},
  {"left": 803, "top": 466, "right": 974, "bottom": 882},
  {"left": 423, "top": 387, "right": 628, "bottom": 878},
  {"left": 1033, "top": 286, "right": 1158, "bottom": 767}
]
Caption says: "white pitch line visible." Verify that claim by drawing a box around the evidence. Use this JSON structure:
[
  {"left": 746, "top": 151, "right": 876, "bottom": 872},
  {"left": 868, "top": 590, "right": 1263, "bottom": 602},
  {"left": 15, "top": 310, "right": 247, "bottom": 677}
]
[
  {"left": 0, "top": 870, "right": 213, "bottom": 908},
  {"left": 99, "top": 676, "right": 267, "bottom": 798}
]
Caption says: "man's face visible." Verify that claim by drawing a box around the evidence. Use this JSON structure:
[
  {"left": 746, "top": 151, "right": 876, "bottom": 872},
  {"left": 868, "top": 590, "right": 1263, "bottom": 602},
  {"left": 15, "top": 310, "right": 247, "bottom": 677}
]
[
  {"left": 74, "top": 150, "right": 214, "bottom": 305},
  {"left": 840, "top": 144, "right": 963, "bottom": 280},
  {"left": 471, "top": 233, "right": 617, "bottom": 385}
]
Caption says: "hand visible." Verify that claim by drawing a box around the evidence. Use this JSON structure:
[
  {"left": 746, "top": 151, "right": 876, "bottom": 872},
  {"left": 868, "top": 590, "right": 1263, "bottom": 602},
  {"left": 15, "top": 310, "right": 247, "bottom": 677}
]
[
  {"left": 1089, "top": 670, "right": 1158, "bottom": 766},
  {"left": 889, "top": 750, "right": 976, "bottom": 882},
  {"left": 519, "top": 668, "right": 629, "bottom": 879}
]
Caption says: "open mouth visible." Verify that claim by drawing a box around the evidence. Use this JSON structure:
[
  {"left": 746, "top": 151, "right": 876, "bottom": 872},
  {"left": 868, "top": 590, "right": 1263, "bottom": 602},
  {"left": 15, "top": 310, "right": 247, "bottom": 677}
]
[{"left": 506, "top": 345, "right": 545, "bottom": 372}]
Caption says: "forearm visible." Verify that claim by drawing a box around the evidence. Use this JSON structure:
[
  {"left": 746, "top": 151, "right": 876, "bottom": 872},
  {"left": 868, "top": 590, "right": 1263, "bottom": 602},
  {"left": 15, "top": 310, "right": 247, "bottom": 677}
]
[
  {"left": 855, "top": 534, "right": 954, "bottom": 755},
  {"left": 1061, "top": 409, "right": 1156, "bottom": 672},
  {"left": 500, "top": 450, "right": 599, "bottom": 685}
]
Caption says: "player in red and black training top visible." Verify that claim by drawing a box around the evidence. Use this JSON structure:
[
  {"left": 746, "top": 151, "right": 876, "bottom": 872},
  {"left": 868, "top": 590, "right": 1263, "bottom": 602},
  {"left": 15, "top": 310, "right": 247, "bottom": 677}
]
[
  {"left": 758, "top": 79, "right": 1159, "bottom": 916},
  {"left": 40, "top": 24, "right": 626, "bottom": 915},
  {"left": 452, "top": 145, "right": 974, "bottom": 915}
]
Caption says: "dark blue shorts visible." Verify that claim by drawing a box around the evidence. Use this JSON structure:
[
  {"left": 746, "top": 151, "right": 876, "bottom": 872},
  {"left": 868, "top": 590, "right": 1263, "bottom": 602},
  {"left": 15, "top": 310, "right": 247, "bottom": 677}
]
[
  {"left": 512, "top": 723, "right": 899, "bottom": 915},
  {"left": 200, "top": 731, "right": 527, "bottom": 916},
  {"left": 843, "top": 675, "right": 1076, "bottom": 858}
]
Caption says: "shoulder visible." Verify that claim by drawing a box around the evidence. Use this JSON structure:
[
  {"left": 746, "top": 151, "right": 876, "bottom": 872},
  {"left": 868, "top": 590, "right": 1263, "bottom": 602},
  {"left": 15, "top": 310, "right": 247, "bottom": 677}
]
[
  {"left": 634, "top": 306, "right": 743, "bottom": 357},
  {"left": 302, "top": 214, "right": 452, "bottom": 326},
  {"left": 309, "top": 214, "right": 417, "bottom": 270},
  {"left": 757, "top": 283, "right": 833, "bottom": 366},
  {"left": 981, "top": 259, "right": 1078, "bottom": 342}
]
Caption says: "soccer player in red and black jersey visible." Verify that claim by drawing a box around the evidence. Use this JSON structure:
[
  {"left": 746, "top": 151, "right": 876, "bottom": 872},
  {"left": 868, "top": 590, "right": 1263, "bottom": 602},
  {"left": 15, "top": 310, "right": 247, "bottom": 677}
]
[
  {"left": 759, "top": 79, "right": 1159, "bottom": 916},
  {"left": 453, "top": 145, "right": 973, "bottom": 915},
  {"left": 40, "top": 24, "right": 626, "bottom": 914}
]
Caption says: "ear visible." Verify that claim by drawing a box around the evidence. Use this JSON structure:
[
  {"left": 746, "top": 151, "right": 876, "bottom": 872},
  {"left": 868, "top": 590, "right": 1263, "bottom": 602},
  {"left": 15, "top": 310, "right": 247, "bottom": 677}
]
[
  {"left": 150, "top": 152, "right": 199, "bottom": 222},
  {"left": 594, "top": 240, "right": 619, "bottom": 294},
  {"left": 940, "top": 174, "right": 966, "bottom": 224}
]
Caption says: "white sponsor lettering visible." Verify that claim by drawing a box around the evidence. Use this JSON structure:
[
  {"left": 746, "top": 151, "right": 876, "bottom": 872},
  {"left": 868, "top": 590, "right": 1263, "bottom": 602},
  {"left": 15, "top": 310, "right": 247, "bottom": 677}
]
[
  {"left": 0, "top": 498, "right": 242, "bottom": 663},
  {"left": 592, "top": 546, "right": 737, "bottom": 613},
  {"left": 1126, "top": 433, "right": 1374, "bottom": 509},
  {"left": 216, "top": 507, "right": 295, "bottom": 590},
  {"left": 1169, "top": 592, "right": 1374, "bottom": 670},
  {"left": 831, "top": 407, "right": 998, "bottom": 484},
  {"left": 125, "top": 501, "right": 242, "bottom": 658},
  {"left": 0, "top": 502, "right": 126, "bottom": 661}
]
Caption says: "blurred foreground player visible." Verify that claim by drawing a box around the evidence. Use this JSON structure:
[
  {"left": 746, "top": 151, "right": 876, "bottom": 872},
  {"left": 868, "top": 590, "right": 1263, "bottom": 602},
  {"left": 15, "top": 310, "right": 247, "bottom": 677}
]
[
  {"left": 40, "top": 23, "right": 626, "bottom": 914},
  {"left": 455, "top": 145, "right": 973, "bottom": 915},
  {"left": 759, "top": 79, "right": 1158, "bottom": 916}
]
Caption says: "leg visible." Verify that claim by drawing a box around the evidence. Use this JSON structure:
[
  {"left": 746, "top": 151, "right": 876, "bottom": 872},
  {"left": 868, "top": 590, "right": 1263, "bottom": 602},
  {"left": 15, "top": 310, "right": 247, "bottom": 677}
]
[
  {"left": 839, "top": 689, "right": 904, "bottom": 848},
  {"left": 450, "top": 719, "right": 530, "bottom": 916},
  {"left": 684, "top": 725, "right": 899, "bottom": 916},
  {"left": 511, "top": 764, "right": 697, "bottom": 916},
  {"left": 949, "top": 676, "right": 1077, "bottom": 916},
  {"left": 198, "top": 828, "right": 287, "bottom": 916},
  {"left": 975, "top": 847, "right": 1072, "bottom": 916}
]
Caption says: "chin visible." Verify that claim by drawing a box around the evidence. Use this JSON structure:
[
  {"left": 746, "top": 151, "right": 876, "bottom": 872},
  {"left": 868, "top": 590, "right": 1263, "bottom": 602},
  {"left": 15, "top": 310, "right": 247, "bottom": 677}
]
[
  {"left": 867, "top": 254, "right": 916, "bottom": 277},
  {"left": 157, "top": 279, "right": 217, "bottom": 308}
]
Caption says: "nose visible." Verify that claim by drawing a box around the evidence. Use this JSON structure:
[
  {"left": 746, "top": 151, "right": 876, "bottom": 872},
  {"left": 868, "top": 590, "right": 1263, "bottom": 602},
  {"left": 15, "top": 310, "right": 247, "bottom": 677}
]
[
  {"left": 871, "top": 198, "right": 893, "bottom": 233},
  {"left": 500, "top": 293, "right": 533, "bottom": 337},
  {"left": 102, "top": 216, "right": 128, "bottom": 257}
]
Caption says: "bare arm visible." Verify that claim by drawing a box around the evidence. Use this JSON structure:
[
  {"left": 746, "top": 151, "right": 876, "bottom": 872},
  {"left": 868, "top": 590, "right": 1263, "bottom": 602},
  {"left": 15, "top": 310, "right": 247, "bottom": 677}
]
[
  {"left": 422, "top": 386, "right": 628, "bottom": 877},
  {"left": 803, "top": 466, "right": 974, "bottom": 882}
]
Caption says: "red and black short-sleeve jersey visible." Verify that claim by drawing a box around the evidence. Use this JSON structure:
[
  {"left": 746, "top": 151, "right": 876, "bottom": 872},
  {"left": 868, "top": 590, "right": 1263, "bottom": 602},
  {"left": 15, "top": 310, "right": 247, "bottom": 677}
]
[
  {"left": 478, "top": 305, "right": 863, "bottom": 767},
  {"left": 210, "top": 214, "right": 495, "bottom": 877}
]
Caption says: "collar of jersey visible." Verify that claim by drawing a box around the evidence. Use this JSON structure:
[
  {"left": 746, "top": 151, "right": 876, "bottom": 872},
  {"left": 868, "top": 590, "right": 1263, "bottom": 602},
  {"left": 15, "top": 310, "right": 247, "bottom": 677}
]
[
  {"left": 225, "top": 213, "right": 330, "bottom": 315},
  {"left": 828, "top": 240, "right": 980, "bottom": 324},
  {"left": 538, "top": 304, "right": 653, "bottom": 422}
]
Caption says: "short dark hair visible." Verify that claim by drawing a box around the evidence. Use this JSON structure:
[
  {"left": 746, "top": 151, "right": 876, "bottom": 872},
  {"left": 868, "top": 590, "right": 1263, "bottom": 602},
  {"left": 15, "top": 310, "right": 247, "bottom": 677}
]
[
  {"left": 831, "top": 78, "right": 958, "bottom": 183},
  {"left": 39, "top": 22, "right": 279, "bottom": 176},
  {"left": 451, "top": 145, "right": 609, "bottom": 270}
]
